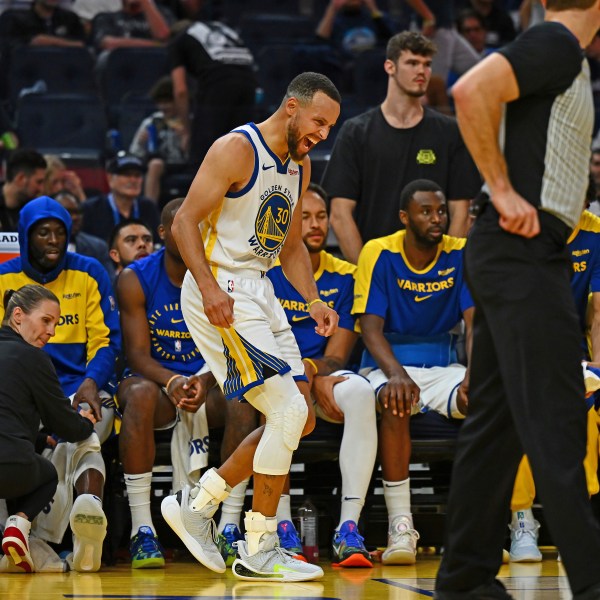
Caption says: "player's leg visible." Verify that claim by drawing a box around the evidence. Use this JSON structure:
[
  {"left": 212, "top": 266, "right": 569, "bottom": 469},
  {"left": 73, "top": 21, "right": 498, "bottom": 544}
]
[
  {"left": 118, "top": 376, "right": 176, "bottom": 568},
  {"left": 214, "top": 396, "right": 258, "bottom": 565},
  {"left": 368, "top": 368, "right": 420, "bottom": 565},
  {"left": 323, "top": 371, "right": 377, "bottom": 568}
]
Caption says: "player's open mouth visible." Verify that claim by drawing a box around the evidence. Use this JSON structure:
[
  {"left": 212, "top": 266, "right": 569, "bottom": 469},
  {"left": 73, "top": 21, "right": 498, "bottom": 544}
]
[
  {"left": 303, "top": 137, "right": 316, "bottom": 151},
  {"left": 135, "top": 252, "right": 150, "bottom": 260}
]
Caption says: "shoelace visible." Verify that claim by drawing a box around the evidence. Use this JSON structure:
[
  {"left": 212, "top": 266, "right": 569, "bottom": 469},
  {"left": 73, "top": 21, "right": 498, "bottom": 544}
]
[
  {"left": 513, "top": 528, "right": 537, "bottom": 542},
  {"left": 390, "top": 526, "right": 420, "bottom": 544},
  {"left": 138, "top": 532, "right": 161, "bottom": 554},
  {"left": 339, "top": 528, "right": 365, "bottom": 548},
  {"left": 279, "top": 529, "right": 301, "bottom": 546}
]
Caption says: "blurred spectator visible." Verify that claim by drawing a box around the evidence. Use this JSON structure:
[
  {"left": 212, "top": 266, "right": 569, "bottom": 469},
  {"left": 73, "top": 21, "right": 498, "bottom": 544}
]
[
  {"left": 468, "top": 0, "right": 516, "bottom": 48},
  {"left": 0, "top": 149, "right": 46, "bottom": 232},
  {"left": 518, "top": 0, "right": 544, "bottom": 31},
  {"left": 54, "top": 189, "right": 116, "bottom": 282},
  {"left": 129, "top": 76, "right": 186, "bottom": 204},
  {"left": 92, "top": 0, "right": 173, "bottom": 52},
  {"left": 108, "top": 218, "right": 153, "bottom": 276},
  {"left": 70, "top": 0, "right": 121, "bottom": 36},
  {"left": 403, "top": 0, "right": 480, "bottom": 84},
  {"left": 456, "top": 9, "right": 488, "bottom": 57},
  {"left": 82, "top": 153, "right": 160, "bottom": 244},
  {"left": 43, "top": 155, "right": 86, "bottom": 203},
  {"left": 315, "top": 0, "right": 395, "bottom": 55},
  {"left": 168, "top": 19, "right": 257, "bottom": 165},
  {"left": 1, "top": 0, "right": 85, "bottom": 49}
]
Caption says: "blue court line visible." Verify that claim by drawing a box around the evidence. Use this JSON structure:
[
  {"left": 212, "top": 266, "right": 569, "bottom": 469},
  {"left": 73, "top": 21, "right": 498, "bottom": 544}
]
[{"left": 373, "top": 579, "right": 434, "bottom": 597}]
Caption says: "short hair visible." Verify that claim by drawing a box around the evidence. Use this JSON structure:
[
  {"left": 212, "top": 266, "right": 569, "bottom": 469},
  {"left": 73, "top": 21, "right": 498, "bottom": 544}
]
[
  {"left": 149, "top": 76, "right": 174, "bottom": 103},
  {"left": 386, "top": 31, "right": 437, "bottom": 63},
  {"left": 399, "top": 179, "right": 444, "bottom": 211},
  {"left": 6, "top": 149, "right": 47, "bottom": 182},
  {"left": 307, "top": 182, "right": 328, "bottom": 205},
  {"left": 2, "top": 284, "right": 59, "bottom": 326},
  {"left": 285, "top": 72, "right": 341, "bottom": 106},
  {"left": 108, "top": 218, "right": 152, "bottom": 250},
  {"left": 546, "top": 0, "right": 595, "bottom": 10},
  {"left": 456, "top": 9, "right": 485, "bottom": 33},
  {"left": 161, "top": 197, "right": 184, "bottom": 227}
]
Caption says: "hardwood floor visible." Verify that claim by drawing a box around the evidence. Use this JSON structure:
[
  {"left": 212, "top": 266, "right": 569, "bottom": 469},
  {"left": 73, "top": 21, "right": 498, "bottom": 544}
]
[{"left": 0, "top": 549, "right": 574, "bottom": 600}]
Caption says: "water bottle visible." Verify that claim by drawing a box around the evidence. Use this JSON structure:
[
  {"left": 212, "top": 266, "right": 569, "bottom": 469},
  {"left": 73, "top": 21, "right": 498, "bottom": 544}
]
[
  {"left": 146, "top": 122, "right": 159, "bottom": 154},
  {"left": 297, "top": 498, "right": 319, "bottom": 564},
  {"left": 106, "top": 129, "right": 123, "bottom": 154}
]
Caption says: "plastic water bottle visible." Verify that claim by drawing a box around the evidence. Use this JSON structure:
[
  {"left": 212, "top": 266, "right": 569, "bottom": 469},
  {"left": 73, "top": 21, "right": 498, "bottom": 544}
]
[
  {"left": 146, "top": 122, "right": 159, "bottom": 154},
  {"left": 298, "top": 498, "right": 319, "bottom": 564}
]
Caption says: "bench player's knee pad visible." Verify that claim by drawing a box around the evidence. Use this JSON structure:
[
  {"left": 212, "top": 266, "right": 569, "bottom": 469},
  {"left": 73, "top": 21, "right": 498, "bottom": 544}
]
[{"left": 245, "top": 373, "right": 308, "bottom": 475}]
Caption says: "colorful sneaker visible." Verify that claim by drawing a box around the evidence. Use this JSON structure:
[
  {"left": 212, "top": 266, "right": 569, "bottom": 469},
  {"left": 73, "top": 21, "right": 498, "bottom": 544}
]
[
  {"left": 509, "top": 520, "right": 542, "bottom": 562},
  {"left": 70, "top": 494, "right": 107, "bottom": 572},
  {"left": 2, "top": 515, "right": 34, "bottom": 573},
  {"left": 130, "top": 526, "right": 165, "bottom": 569},
  {"left": 381, "top": 515, "right": 420, "bottom": 565},
  {"left": 161, "top": 484, "right": 225, "bottom": 573},
  {"left": 232, "top": 531, "right": 323, "bottom": 582},
  {"left": 217, "top": 523, "right": 243, "bottom": 567},
  {"left": 331, "top": 520, "right": 373, "bottom": 568},
  {"left": 277, "top": 520, "right": 306, "bottom": 562}
]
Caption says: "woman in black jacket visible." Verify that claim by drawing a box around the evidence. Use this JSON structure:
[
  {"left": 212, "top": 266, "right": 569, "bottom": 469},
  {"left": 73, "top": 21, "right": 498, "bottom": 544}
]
[{"left": 0, "top": 284, "right": 96, "bottom": 573}]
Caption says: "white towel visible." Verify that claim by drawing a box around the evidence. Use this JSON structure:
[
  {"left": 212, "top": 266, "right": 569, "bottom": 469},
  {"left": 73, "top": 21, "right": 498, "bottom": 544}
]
[
  {"left": 0, "top": 536, "right": 66, "bottom": 572},
  {"left": 170, "top": 403, "right": 210, "bottom": 493},
  {"left": 32, "top": 432, "right": 101, "bottom": 544}
]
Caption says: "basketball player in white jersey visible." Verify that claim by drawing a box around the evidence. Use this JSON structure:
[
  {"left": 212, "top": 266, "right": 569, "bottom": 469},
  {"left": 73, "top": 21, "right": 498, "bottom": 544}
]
[{"left": 161, "top": 72, "right": 341, "bottom": 581}]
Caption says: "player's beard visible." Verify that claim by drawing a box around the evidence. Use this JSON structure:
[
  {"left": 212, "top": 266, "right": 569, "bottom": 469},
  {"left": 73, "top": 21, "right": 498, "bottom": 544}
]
[{"left": 286, "top": 118, "right": 306, "bottom": 163}]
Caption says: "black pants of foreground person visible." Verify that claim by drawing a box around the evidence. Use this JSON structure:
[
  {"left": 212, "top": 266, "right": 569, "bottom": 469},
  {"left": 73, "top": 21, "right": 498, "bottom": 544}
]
[
  {"left": 436, "top": 205, "right": 600, "bottom": 597},
  {"left": 0, "top": 454, "right": 58, "bottom": 520}
]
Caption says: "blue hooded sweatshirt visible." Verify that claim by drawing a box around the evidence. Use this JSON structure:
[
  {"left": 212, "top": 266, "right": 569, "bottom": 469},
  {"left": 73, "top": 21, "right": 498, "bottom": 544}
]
[{"left": 0, "top": 196, "right": 120, "bottom": 395}]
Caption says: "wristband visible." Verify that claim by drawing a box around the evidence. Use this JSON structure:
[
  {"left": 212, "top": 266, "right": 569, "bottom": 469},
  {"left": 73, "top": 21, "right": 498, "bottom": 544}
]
[
  {"left": 307, "top": 298, "right": 325, "bottom": 310},
  {"left": 303, "top": 358, "right": 319, "bottom": 375},
  {"left": 165, "top": 374, "right": 182, "bottom": 393}
]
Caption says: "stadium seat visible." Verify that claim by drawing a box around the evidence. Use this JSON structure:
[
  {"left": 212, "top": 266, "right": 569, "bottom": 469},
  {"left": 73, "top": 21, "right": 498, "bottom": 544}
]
[
  {"left": 239, "top": 13, "right": 317, "bottom": 53},
  {"left": 7, "top": 46, "right": 96, "bottom": 105},
  {"left": 16, "top": 93, "right": 107, "bottom": 159},
  {"left": 96, "top": 47, "right": 170, "bottom": 108},
  {"left": 116, "top": 94, "right": 156, "bottom": 150}
]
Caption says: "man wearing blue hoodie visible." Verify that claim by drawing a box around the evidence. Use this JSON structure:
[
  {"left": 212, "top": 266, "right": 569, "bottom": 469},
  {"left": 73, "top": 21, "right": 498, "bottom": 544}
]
[{"left": 0, "top": 196, "right": 120, "bottom": 572}]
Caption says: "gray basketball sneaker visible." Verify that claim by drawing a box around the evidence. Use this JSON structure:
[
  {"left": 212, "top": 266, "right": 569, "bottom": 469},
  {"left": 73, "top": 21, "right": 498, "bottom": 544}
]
[
  {"left": 161, "top": 484, "right": 225, "bottom": 573},
  {"left": 232, "top": 531, "right": 323, "bottom": 582}
]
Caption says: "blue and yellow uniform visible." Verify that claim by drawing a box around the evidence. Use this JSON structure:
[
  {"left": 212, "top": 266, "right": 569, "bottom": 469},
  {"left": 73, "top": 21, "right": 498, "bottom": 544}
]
[
  {"left": 268, "top": 251, "right": 356, "bottom": 358},
  {"left": 0, "top": 197, "right": 120, "bottom": 396},
  {"left": 127, "top": 247, "right": 205, "bottom": 376},
  {"left": 568, "top": 210, "right": 600, "bottom": 334},
  {"left": 353, "top": 231, "right": 473, "bottom": 367}
]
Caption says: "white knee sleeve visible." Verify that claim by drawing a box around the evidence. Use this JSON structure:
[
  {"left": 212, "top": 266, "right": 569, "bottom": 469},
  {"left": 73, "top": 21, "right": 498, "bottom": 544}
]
[{"left": 245, "top": 373, "right": 308, "bottom": 475}]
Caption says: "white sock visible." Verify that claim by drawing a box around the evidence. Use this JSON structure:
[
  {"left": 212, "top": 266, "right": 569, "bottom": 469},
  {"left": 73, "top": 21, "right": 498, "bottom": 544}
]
[
  {"left": 512, "top": 508, "right": 535, "bottom": 529},
  {"left": 124, "top": 473, "right": 154, "bottom": 538},
  {"left": 276, "top": 494, "right": 292, "bottom": 524},
  {"left": 383, "top": 478, "right": 412, "bottom": 526},
  {"left": 334, "top": 375, "right": 377, "bottom": 530},
  {"left": 218, "top": 478, "right": 249, "bottom": 533}
]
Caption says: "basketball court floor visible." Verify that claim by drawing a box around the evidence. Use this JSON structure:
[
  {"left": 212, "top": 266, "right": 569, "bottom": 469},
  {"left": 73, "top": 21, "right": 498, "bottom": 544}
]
[{"left": 0, "top": 549, "right": 574, "bottom": 600}]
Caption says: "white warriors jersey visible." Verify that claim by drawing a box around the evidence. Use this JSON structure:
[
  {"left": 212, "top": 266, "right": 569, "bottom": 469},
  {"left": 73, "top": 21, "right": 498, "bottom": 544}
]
[{"left": 200, "top": 123, "right": 304, "bottom": 273}]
